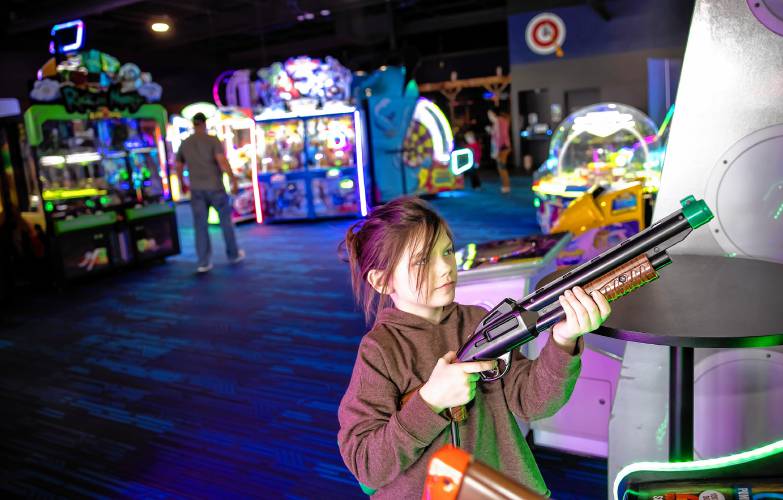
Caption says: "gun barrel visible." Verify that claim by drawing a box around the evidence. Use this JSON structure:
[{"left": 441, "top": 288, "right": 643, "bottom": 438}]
[{"left": 520, "top": 209, "right": 692, "bottom": 313}]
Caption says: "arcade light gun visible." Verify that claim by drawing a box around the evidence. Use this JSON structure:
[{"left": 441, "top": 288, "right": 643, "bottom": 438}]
[
  {"left": 422, "top": 445, "right": 547, "bottom": 500},
  {"left": 404, "top": 196, "right": 713, "bottom": 445}
]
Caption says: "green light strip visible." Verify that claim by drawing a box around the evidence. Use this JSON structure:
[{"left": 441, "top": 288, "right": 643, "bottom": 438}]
[
  {"left": 613, "top": 439, "right": 783, "bottom": 500},
  {"left": 774, "top": 202, "right": 783, "bottom": 221},
  {"left": 462, "top": 243, "right": 477, "bottom": 270},
  {"left": 656, "top": 104, "right": 675, "bottom": 139}
]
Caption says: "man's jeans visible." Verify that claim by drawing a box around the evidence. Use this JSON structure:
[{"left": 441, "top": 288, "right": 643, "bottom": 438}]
[{"left": 190, "top": 189, "right": 239, "bottom": 267}]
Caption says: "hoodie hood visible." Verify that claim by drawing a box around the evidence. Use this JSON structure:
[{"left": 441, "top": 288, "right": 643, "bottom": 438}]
[{"left": 374, "top": 302, "right": 460, "bottom": 331}]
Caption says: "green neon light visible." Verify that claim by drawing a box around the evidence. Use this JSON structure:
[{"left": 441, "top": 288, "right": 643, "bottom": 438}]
[
  {"left": 45, "top": 201, "right": 54, "bottom": 212},
  {"left": 208, "top": 206, "right": 220, "bottom": 225},
  {"left": 774, "top": 202, "right": 783, "bottom": 220},
  {"left": 533, "top": 197, "right": 541, "bottom": 208},
  {"left": 53, "top": 212, "right": 117, "bottom": 235},
  {"left": 463, "top": 243, "right": 477, "bottom": 270},
  {"left": 656, "top": 104, "right": 675, "bottom": 139},
  {"left": 43, "top": 188, "right": 107, "bottom": 200},
  {"left": 613, "top": 438, "right": 783, "bottom": 500},
  {"left": 125, "top": 203, "right": 174, "bottom": 221},
  {"left": 24, "top": 104, "right": 168, "bottom": 146}
]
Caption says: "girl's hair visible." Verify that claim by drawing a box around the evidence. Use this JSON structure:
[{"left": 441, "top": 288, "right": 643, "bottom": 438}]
[{"left": 340, "top": 197, "right": 454, "bottom": 323}]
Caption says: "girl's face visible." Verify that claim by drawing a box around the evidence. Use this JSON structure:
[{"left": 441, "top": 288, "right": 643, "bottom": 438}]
[{"left": 390, "top": 228, "right": 457, "bottom": 320}]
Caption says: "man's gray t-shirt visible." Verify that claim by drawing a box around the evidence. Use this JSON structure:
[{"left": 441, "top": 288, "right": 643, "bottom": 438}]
[{"left": 176, "top": 133, "right": 225, "bottom": 191}]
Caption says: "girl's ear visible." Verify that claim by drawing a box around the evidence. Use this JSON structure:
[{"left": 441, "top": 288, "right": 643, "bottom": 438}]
[{"left": 367, "top": 269, "right": 393, "bottom": 295}]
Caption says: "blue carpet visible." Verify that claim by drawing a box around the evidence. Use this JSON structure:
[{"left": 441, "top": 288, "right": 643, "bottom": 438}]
[{"left": 0, "top": 174, "right": 606, "bottom": 499}]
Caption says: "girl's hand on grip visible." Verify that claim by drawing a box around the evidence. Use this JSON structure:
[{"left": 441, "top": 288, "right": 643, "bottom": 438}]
[{"left": 419, "top": 351, "right": 497, "bottom": 414}]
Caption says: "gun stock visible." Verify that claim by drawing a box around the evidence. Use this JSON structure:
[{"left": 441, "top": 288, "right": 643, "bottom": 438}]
[{"left": 423, "top": 445, "right": 547, "bottom": 500}]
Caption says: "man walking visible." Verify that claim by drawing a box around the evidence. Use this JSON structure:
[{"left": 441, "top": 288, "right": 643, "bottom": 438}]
[{"left": 175, "top": 112, "right": 244, "bottom": 273}]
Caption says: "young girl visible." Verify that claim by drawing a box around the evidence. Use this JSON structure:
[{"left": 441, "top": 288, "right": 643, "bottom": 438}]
[{"left": 337, "top": 197, "right": 610, "bottom": 498}]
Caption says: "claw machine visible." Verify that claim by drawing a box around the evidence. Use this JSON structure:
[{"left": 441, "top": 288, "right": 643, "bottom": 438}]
[
  {"left": 167, "top": 102, "right": 259, "bottom": 223},
  {"left": 255, "top": 107, "right": 367, "bottom": 222},
  {"left": 250, "top": 56, "right": 368, "bottom": 222}
]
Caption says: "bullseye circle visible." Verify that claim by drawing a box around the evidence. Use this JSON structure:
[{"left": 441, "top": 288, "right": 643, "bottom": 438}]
[{"left": 525, "top": 13, "right": 566, "bottom": 55}]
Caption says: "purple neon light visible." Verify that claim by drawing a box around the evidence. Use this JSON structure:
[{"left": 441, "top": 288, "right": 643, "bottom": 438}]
[
  {"left": 50, "top": 19, "right": 85, "bottom": 54},
  {"left": 354, "top": 110, "right": 368, "bottom": 216}
]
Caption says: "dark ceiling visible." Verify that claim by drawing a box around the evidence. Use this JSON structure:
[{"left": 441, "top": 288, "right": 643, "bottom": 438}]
[{"left": 1, "top": 0, "right": 602, "bottom": 107}]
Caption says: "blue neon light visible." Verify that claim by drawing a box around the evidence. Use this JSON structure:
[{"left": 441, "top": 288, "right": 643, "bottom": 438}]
[
  {"left": 354, "top": 110, "right": 368, "bottom": 216},
  {"left": 50, "top": 19, "right": 85, "bottom": 54}
]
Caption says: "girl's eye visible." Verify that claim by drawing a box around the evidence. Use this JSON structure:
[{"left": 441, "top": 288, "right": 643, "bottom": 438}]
[{"left": 444, "top": 247, "right": 454, "bottom": 256}]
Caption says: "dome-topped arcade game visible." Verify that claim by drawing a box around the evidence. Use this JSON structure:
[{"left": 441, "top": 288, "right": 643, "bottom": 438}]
[{"left": 533, "top": 102, "right": 665, "bottom": 235}]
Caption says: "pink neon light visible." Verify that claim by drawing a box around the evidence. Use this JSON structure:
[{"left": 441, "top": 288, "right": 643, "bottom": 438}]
[
  {"left": 251, "top": 126, "right": 263, "bottom": 223},
  {"left": 155, "top": 127, "right": 170, "bottom": 199},
  {"left": 212, "top": 70, "right": 234, "bottom": 108}
]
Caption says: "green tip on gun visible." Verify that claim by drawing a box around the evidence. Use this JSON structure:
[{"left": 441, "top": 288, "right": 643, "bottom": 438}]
[{"left": 680, "top": 195, "right": 714, "bottom": 230}]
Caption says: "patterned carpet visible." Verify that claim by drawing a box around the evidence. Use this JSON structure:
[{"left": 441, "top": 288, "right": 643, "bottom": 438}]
[{"left": 0, "top": 174, "right": 606, "bottom": 499}]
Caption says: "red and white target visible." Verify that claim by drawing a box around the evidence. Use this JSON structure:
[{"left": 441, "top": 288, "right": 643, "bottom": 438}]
[{"left": 525, "top": 13, "right": 566, "bottom": 56}]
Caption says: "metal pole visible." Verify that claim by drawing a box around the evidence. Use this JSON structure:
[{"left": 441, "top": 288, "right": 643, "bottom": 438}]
[{"left": 669, "top": 345, "right": 694, "bottom": 461}]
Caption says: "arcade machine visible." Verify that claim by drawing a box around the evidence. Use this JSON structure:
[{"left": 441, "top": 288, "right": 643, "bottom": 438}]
[
  {"left": 0, "top": 99, "right": 24, "bottom": 300},
  {"left": 401, "top": 98, "right": 463, "bottom": 197},
  {"left": 166, "top": 102, "right": 259, "bottom": 223},
  {"left": 453, "top": 233, "right": 570, "bottom": 311},
  {"left": 20, "top": 19, "right": 179, "bottom": 281},
  {"left": 609, "top": 0, "right": 783, "bottom": 489},
  {"left": 532, "top": 102, "right": 666, "bottom": 266},
  {"left": 251, "top": 56, "right": 368, "bottom": 222},
  {"left": 353, "top": 66, "right": 463, "bottom": 203}
]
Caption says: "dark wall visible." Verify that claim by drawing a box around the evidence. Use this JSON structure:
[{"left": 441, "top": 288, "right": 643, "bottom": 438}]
[{"left": 506, "top": 0, "right": 694, "bottom": 167}]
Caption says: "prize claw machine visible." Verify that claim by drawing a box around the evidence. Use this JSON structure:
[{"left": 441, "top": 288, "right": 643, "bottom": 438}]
[
  {"left": 167, "top": 103, "right": 259, "bottom": 223},
  {"left": 254, "top": 108, "right": 367, "bottom": 222}
]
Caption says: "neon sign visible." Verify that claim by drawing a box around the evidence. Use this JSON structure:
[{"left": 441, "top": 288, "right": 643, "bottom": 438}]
[{"left": 50, "top": 19, "right": 85, "bottom": 55}]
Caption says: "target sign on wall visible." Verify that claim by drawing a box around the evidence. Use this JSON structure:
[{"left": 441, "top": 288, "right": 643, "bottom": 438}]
[{"left": 525, "top": 13, "right": 566, "bottom": 56}]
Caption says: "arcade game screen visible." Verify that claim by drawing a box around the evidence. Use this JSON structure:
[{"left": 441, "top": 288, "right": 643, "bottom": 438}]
[
  {"left": 213, "top": 113, "right": 258, "bottom": 221},
  {"left": 257, "top": 119, "right": 308, "bottom": 219},
  {"left": 305, "top": 114, "right": 359, "bottom": 216},
  {"left": 257, "top": 120, "right": 305, "bottom": 174},
  {"left": 223, "top": 125, "right": 256, "bottom": 187},
  {"left": 305, "top": 115, "right": 356, "bottom": 169},
  {"left": 37, "top": 120, "right": 128, "bottom": 216}
]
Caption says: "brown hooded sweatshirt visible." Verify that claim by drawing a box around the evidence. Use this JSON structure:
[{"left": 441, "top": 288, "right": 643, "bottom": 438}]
[{"left": 337, "top": 302, "right": 583, "bottom": 498}]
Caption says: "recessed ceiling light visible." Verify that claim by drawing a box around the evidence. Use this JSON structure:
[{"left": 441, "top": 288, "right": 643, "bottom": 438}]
[
  {"left": 296, "top": 14, "right": 305, "bottom": 21},
  {"left": 304, "top": 12, "right": 315, "bottom": 20},
  {"left": 151, "top": 22, "right": 170, "bottom": 33},
  {"left": 320, "top": 9, "right": 331, "bottom": 16}
]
